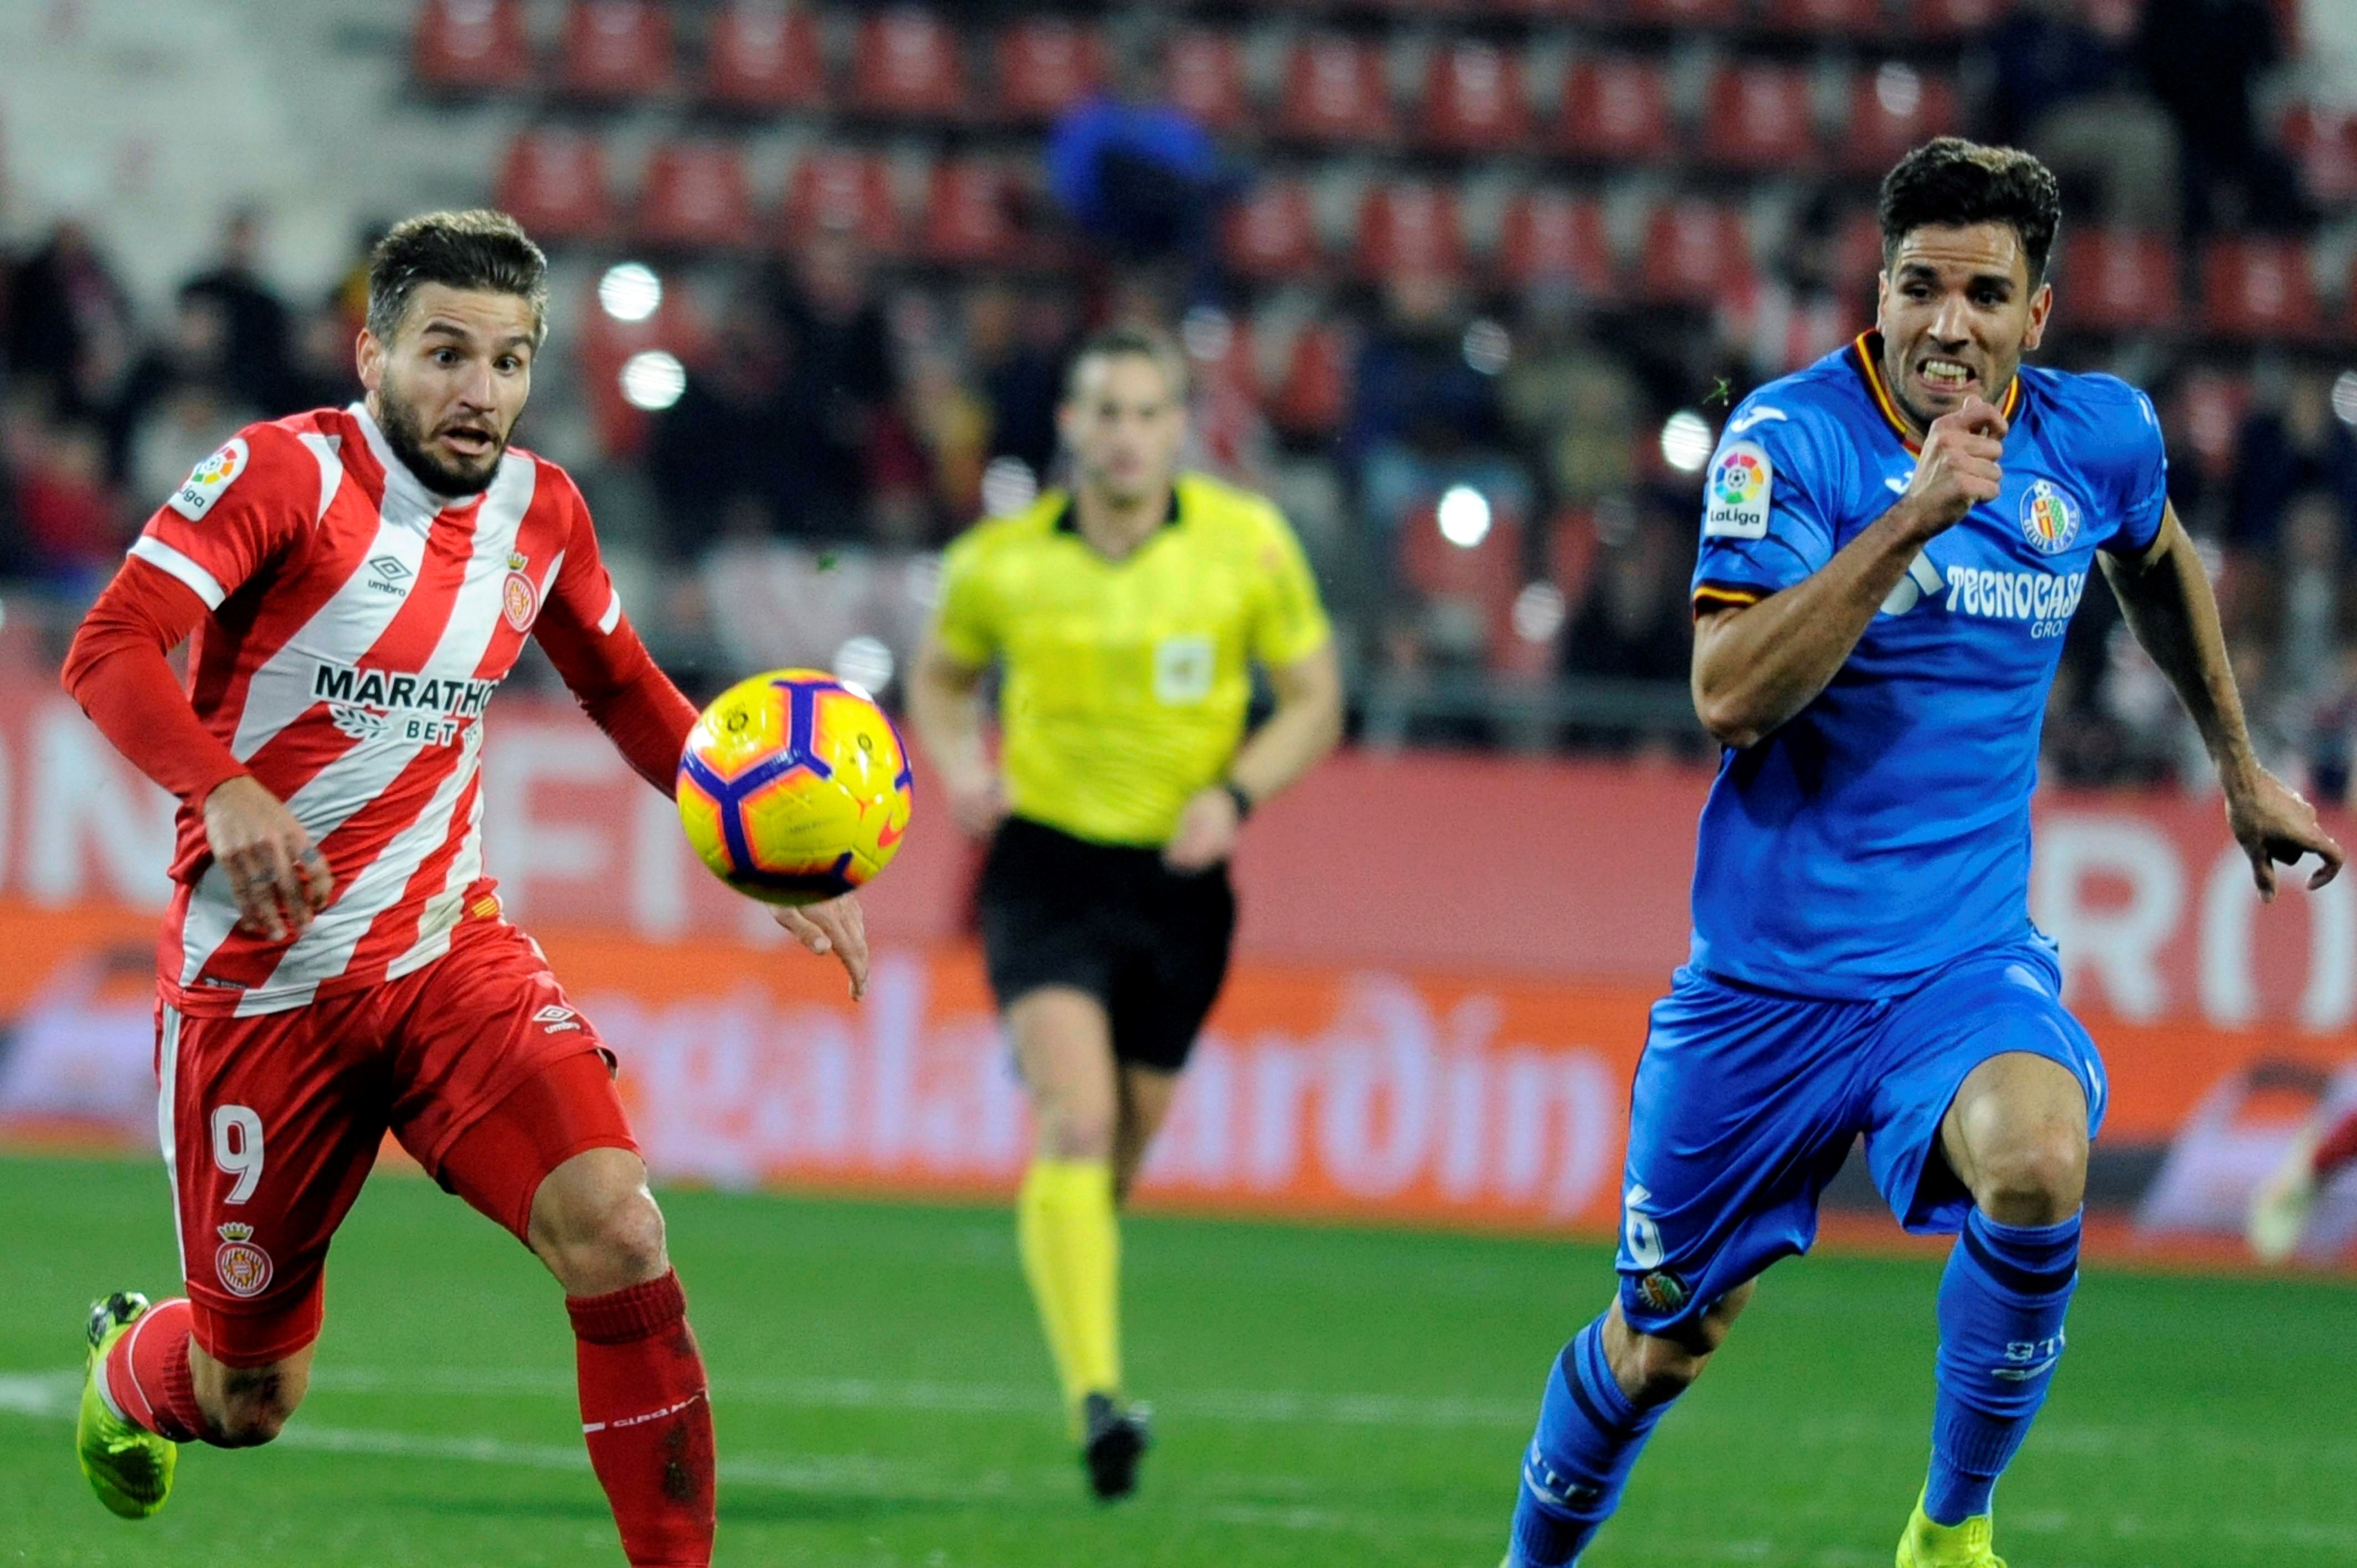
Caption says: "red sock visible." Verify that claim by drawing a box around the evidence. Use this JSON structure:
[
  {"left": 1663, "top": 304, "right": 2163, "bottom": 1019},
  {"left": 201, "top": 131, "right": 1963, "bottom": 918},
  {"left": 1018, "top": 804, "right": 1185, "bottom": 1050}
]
[
  {"left": 101, "top": 1297, "right": 209, "bottom": 1444},
  {"left": 568, "top": 1270, "right": 715, "bottom": 1568},
  {"left": 2315, "top": 1108, "right": 2357, "bottom": 1179}
]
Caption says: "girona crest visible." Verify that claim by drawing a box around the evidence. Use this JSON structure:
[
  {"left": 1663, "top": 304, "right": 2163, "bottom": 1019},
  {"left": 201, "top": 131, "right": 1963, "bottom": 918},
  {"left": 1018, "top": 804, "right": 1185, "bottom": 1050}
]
[{"left": 215, "top": 1222, "right": 274, "bottom": 1298}]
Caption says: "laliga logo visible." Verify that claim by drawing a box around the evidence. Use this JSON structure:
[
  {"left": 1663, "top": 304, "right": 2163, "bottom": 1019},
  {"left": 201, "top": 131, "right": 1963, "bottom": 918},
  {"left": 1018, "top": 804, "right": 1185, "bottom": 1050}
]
[
  {"left": 215, "top": 1221, "right": 274, "bottom": 1298},
  {"left": 1712, "top": 449, "right": 1765, "bottom": 507},
  {"left": 2019, "top": 479, "right": 2079, "bottom": 555}
]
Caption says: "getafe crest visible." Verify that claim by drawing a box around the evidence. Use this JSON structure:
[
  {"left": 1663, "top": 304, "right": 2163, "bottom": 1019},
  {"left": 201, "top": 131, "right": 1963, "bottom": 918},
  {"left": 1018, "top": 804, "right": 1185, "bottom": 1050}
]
[
  {"left": 2018, "top": 479, "right": 2078, "bottom": 555},
  {"left": 215, "top": 1222, "right": 274, "bottom": 1298}
]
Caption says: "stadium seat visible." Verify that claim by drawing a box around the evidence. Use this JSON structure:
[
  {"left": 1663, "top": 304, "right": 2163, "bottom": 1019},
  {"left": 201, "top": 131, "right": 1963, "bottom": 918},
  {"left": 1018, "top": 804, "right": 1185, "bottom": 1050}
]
[
  {"left": 993, "top": 18, "right": 1107, "bottom": 122},
  {"left": 851, "top": 8, "right": 966, "bottom": 121},
  {"left": 578, "top": 275, "right": 706, "bottom": 460},
  {"left": 1164, "top": 28, "right": 1249, "bottom": 133},
  {"left": 1495, "top": 190, "right": 1617, "bottom": 296},
  {"left": 411, "top": 0, "right": 532, "bottom": 94},
  {"left": 635, "top": 141, "right": 756, "bottom": 251},
  {"left": 1398, "top": 498, "right": 1527, "bottom": 667},
  {"left": 1625, "top": 0, "right": 1744, "bottom": 27},
  {"left": 493, "top": 129, "right": 617, "bottom": 244},
  {"left": 1421, "top": 40, "right": 1531, "bottom": 152},
  {"left": 1556, "top": 56, "right": 1674, "bottom": 164},
  {"left": 704, "top": 3, "right": 828, "bottom": 112},
  {"left": 2200, "top": 238, "right": 2323, "bottom": 339},
  {"left": 1698, "top": 63, "right": 1819, "bottom": 170},
  {"left": 556, "top": 0, "right": 673, "bottom": 102},
  {"left": 781, "top": 149, "right": 904, "bottom": 254},
  {"left": 2281, "top": 103, "right": 2357, "bottom": 204},
  {"left": 2172, "top": 367, "right": 2251, "bottom": 482},
  {"left": 1267, "top": 322, "right": 1351, "bottom": 440},
  {"left": 921, "top": 159, "right": 1024, "bottom": 266},
  {"left": 1840, "top": 64, "right": 1960, "bottom": 172},
  {"left": 1762, "top": 0, "right": 1888, "bottom": 32},
  {"left": 1221, "top": 180, "right": 1325, "bottom": 281},
  {"left": 2058, "top": 229, "right": 2179, "bottom": 333},
  {"left": 1638, "top": 201, "right": 1753, "bottom": 305},
  {"left": 1356, "top": 182, "right": 1469, "bottom": 282},
  {"left": 1907, "top": 0, "right": 2015, "bottom": 34},
  {"left": 1278, "top": 36, "right": 1394, "bottom": 143}
]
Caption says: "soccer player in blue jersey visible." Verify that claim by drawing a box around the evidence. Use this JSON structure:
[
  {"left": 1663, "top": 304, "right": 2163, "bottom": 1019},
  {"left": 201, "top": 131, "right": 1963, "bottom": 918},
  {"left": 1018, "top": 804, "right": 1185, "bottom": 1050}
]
[{"left": 1501, "top": 138, "right": 2345, "bottom": 1568}]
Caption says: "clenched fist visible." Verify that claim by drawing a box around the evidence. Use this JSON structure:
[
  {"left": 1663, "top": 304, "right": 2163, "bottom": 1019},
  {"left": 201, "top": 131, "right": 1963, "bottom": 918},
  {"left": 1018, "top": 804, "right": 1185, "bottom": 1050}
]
[{"left": 1895, "top": 394, "right": 2008, "bottom": 539}]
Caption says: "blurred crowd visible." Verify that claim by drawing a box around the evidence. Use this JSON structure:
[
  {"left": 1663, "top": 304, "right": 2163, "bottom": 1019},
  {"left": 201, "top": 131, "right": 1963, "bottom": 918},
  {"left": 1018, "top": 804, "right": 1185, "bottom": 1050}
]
[{"left": 3, "top": 0, "right": 2355, "bottom": 803}]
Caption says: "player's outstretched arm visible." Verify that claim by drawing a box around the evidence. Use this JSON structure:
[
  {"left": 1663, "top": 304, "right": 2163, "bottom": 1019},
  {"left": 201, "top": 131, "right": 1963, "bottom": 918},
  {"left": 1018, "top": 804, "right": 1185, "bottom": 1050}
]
[
  {"left": 2102, "top": 503, "right": 2343, "bottom": 899},
  {"left": 1693, "top": 396, "right": 2008, "bottom": 749}
]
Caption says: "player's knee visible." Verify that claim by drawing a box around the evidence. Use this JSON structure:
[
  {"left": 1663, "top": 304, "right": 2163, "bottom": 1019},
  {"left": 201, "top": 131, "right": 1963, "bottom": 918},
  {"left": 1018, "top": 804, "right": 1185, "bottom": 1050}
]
[
  {"left": 1969, "top": 1126, "right": 2087, "bottom": 1224},
  {"left": 1604, "top": 1301, "right": 1734, "bottom": 1406},
  {"left": 1035, "top": 1102, "right": 1116, "bottom": 1162},
  {"left": 540, "top": 1188, "right": 669, "bottom": 1293},
  {"left": 197, "top": 1367, "right": 306, "bottom": 1448}
]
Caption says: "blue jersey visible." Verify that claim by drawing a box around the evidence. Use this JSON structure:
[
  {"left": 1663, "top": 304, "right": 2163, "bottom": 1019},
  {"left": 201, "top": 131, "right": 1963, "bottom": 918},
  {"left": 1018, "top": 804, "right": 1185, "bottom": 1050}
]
[{"left": 1686, "top": 333, "right": 2169, "bottom": 996}]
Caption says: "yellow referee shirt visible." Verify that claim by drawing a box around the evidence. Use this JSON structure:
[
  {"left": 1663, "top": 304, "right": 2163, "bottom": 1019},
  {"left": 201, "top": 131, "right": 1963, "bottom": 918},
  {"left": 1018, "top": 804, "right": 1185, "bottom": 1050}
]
[{"left": 933, "top": 471, "right": 1332, "bottom": 847}]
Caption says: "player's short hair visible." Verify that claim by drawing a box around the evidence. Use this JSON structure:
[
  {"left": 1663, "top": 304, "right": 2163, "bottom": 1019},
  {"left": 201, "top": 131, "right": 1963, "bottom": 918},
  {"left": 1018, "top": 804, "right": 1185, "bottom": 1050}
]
[
  {"left": 367, "top": 209, "right": 550, "bottom": 349},
  {"left": 1063, "top": 325, "right": 1190, "bottom": 406},
  {"left": 1877, "top": 138, "right": 2062, "bottom": 285}
]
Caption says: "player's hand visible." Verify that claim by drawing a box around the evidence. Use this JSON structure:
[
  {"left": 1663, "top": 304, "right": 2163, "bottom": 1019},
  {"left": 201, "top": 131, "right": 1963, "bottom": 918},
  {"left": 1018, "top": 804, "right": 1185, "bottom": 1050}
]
[
  {"left": 1897, "top": 394, "right": 2008, "bottom": 538},
  {"left": 204, "top": 775, "right": 334, "bottom": 942},
  {"left": 774, "top": 893, "right": 870, "bottom": 1000},
  {"left": 2225, "top": 766, "right": 2344, "bottom": 902},
  {"left": 946, "top": 774, "right": 1007, "bottom": 842},
  {"left": 1164, "top": 786, "right": 1241, "bottom": 873}
]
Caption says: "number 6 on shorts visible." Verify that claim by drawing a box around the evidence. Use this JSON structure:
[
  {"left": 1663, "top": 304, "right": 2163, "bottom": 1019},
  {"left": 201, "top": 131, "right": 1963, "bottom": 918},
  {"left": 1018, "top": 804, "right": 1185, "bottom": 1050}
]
[{"left": 211, "top": 1105, "right": 265, "bottom": 1204}]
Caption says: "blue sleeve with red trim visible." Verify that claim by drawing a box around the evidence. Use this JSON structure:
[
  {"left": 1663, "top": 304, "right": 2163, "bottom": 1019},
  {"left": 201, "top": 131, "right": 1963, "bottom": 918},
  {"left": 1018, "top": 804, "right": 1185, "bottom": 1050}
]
[{"left": 1690, "top": 394, "right": 1858, "bottom": 610}]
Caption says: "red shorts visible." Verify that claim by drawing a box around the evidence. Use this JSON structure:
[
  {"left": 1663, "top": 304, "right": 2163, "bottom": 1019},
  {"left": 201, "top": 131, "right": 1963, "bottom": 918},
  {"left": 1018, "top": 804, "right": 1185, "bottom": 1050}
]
[{"left": 158, "top": 921, "right": 635, "bottom": 1366}]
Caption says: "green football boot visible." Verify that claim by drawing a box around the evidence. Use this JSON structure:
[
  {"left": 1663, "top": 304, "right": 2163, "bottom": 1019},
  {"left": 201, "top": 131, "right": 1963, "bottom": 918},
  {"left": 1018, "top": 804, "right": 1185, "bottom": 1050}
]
[{"left": 76, "top": 1291, "right": 177, "bottom": 1520}]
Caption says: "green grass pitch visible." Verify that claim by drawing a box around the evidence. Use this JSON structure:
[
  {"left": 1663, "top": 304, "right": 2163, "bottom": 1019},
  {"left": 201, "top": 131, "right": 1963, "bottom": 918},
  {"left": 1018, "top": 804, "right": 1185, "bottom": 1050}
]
[{"left": 3, "top": 1153, "right": 2354, "bottom": 1567}]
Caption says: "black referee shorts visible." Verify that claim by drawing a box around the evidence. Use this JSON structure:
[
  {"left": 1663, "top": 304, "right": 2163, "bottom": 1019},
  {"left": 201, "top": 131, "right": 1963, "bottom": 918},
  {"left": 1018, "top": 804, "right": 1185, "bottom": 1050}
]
[{"left": 977, "top": 816, "right": 1237, "bottom": 1074}]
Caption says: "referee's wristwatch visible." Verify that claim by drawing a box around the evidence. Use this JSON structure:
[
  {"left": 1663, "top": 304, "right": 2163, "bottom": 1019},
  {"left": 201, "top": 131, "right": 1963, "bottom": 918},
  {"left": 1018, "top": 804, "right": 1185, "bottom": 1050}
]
[{"left": 1221, "top": 779, "right": 1255, "bottom": 823}]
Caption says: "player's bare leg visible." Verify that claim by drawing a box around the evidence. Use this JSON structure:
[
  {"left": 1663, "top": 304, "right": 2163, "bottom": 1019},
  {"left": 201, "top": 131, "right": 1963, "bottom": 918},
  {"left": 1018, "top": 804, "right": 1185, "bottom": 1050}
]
[
  {"left": 2248, "top": 1100, "right": 2357, "bottom": 1262},
  {"left": 1111, "top": 1063, "right": 1181, "bottom": 1204},
  {"left": 189, "top": 1339, "right": 315, "bottom": 1446},
  {"left": 1899, "top": 1051, "right": 2090, "bottom": 1566},
  {"left": 1504, "top": 1282, "right": 1754, "bottom": 1566},
  {"left": 1009, "top": 986, "right": 1148, "bottom": 1497}
]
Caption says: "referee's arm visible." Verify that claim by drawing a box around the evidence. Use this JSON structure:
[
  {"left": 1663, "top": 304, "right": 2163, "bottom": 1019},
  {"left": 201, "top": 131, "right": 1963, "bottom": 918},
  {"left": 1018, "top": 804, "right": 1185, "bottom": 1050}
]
[
  {"left": 1165, "top": 642, "right": 1342, "bottom": 870},
  {"left": 908, "top": 633, "right": 1005, "bottom": 842}
]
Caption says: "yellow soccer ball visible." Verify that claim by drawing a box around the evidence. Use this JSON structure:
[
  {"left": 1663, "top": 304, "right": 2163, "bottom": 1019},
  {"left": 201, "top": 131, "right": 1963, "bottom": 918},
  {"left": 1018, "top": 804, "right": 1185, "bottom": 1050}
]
[{"left": 676, "top": 668, "right": 914, "bottom": 906}]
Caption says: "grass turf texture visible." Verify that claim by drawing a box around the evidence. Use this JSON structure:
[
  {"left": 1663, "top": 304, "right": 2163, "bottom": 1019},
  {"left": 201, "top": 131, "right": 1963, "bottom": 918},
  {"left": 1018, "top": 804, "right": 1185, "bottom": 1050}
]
[{"left": 2, "top": 1154, "right": 2353, "bottom": 1567}]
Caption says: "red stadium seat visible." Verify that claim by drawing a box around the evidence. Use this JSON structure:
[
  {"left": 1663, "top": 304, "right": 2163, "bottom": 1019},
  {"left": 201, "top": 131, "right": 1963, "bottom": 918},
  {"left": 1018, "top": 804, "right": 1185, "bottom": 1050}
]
[
  {"left": 1268, "top": 323, "right": 1351, "bottom": 439},
  {"left": 1625, "top": 0, "right": 1744, "bottom": 26},
  {"left": 2200, "top": 238, "right": 2323, "bottom": 339},
  {"left": 1164, "top": 28, "right": 1249, "bottom": 133},
  {"left": 1356, "top": 182, "right": 1468, "bottom": 282},
  {"left": 1763, "top": 0, "right": 1888, "bottom": 32},
  {"left": 1557, "top": 56, "right": 1673, "bottom": 164},
  {"left": 1638, "top": 201, "right": 1753, "bottom": 305},
  {"left": 1222, "top": 180, "right": 1324, "bottom": 281},
  {"left": 2058, "top": 229, "right": 2179, "bottom": 333},
  {"left": 412, "top": 0, "right": 532, "bottom": 94},
  {"left": 704, "top": 3, "right": 827, "bottom": 112},
  {"left": 556, "top": 0, "right": 673, "bottom": 102},
  {"left": 1421, "top": 40, "right": 1531, "bottom": 152},
  {"left": 1907, "top": 0, "right": 2014, "bottom": 34},
  {"left": 851, "top": 8, "right": 966, "bottom": 121},
  {"left": 1699, "top": 63, "right": 1818, "bottom": 170},
  {"left": 781, "top": 149, "right": 904, "bottom": 254},
  {"left": 635, "top": 141, "right": 756, "bottom": 251},
  {"left": 1399, "top": 499, "right": 1527, "bottom": 666},
  {"left": 1278, "top": 37, "right": 1394, "bottom": 143},
  {"left": 578, "top": 275, "right": 707, "bottom": 460},
  {"left": 921, "top": 160, "right": 1023, "bottom": 265},
  {"left": 2281, "top": 103, "right": 2357, "bottom": 204},
  {"left": 1495, "top": 190, "right": 1617, "bottom": 296},
  {"left": 994, "top": 18, "right": 1107, "bottom": 122},
  {"left": 1841, "top": 64, "right": 1960, "bottom": 171},
  {"left": 494, "top": 130, "right": 617, "bottom": 244}
]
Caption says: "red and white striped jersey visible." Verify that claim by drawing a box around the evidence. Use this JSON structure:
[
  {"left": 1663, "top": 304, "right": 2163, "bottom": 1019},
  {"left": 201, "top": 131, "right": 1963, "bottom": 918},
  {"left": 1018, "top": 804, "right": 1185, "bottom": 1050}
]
[{"left": 128, "top": 403, "right": 641, "bottom": 1017}]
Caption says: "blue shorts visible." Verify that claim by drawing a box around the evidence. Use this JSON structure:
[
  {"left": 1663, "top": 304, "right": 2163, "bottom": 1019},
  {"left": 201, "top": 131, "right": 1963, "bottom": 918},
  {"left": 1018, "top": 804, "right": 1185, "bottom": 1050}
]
[{"left": 1615, "top": 936, "right": 2106, "bottom": 1337}]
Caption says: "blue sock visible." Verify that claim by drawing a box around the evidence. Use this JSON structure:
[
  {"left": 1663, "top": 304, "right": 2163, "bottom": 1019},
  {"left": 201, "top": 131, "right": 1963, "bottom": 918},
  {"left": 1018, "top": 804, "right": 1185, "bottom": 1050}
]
[
  {"left": 1506, "top": 1316, "right": 1671, "bottom": 1567},
  {"left": 1924, "top": 1208, "right": 2081, "bottom": 1526}
]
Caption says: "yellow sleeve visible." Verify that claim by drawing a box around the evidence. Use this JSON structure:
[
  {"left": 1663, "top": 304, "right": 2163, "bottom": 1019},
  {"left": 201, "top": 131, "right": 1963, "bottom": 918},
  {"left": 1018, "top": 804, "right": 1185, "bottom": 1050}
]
[
  {"left": 931, "top": 528, "right": 999, "bottom": 669},
  {"left": 1248, "top": 508, "right": 1332, "bottom": 669}
]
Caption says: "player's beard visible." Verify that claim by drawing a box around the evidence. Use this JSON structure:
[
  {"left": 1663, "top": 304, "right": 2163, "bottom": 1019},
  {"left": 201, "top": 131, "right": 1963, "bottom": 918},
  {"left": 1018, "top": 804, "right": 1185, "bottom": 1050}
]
[{"left": 374, "top": 382, "right": 508, "bottom": 498}]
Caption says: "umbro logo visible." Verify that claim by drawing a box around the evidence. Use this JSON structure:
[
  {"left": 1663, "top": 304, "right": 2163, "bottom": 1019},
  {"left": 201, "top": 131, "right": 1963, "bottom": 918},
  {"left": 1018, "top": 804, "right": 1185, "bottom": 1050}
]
[
  {"left": 364, "top": 555, "right": 413, "bottom": 597},
  {"left": 535, "top": 1004, "right": 581, "bottom": 1034}
]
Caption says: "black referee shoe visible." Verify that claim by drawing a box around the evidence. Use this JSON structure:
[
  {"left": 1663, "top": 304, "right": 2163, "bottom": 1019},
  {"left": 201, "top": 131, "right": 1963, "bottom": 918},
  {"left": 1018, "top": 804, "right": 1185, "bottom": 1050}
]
[{"left": 1080, "top": 1392, "right": 1150, "bottom": 1502}]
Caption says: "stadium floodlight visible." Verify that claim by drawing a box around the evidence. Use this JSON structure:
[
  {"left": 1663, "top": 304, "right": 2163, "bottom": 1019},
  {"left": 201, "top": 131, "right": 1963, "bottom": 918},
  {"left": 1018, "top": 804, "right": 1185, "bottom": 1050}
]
[
  {"left": 619, "top": 350, "right": 686, "bottom": 411},
  {"left": 1462, "top": 319, "right": 1511, "bottom": 376},
  {"left": 1181, "top": 305, "right": 1234, "bottom": 363},
  {"left": 1660, "top": 410, "right": 1714, "bottom": 473},
  {"left": 1512, "top": 581, "right": 1566, "bottom": 643},
  {"left": 2334, "top": 369, "right": 2357, "bottom": 427},
  {"left": 598, "top": 261, "right": 662, "bottom": 323},
  {"left": 981, "top": 455, "right": 1038, "bottom": 517},
  {"left": 833, "top": 635, "right": 896, "bottom": 696},
  {"left": 1438, "top": 484, "right": 1493, "bottom": 548},
  {"left": 1874, "top": 62, "right": 1922, "bottom": 118}
]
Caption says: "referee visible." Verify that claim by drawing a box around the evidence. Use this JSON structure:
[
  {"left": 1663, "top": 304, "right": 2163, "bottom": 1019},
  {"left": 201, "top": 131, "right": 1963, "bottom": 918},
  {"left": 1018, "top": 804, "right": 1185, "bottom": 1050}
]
[{"left": 909, "top": 325, "right": 1342, "bottom": 1500}]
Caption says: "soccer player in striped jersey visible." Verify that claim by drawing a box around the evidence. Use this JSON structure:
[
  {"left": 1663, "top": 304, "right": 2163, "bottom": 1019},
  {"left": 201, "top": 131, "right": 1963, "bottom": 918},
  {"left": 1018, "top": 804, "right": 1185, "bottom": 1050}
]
[{"left": 62, "top": 210, "right": 866, "bottom": 1568}]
